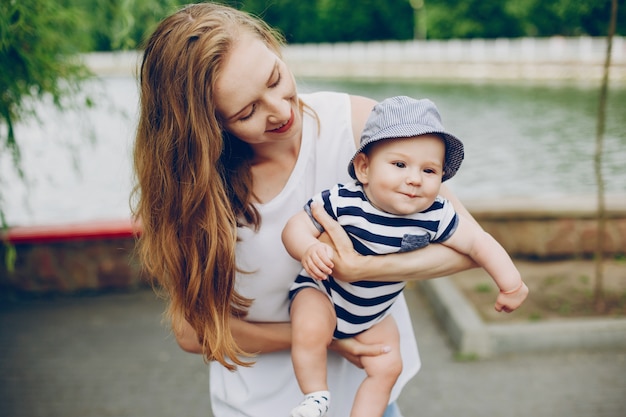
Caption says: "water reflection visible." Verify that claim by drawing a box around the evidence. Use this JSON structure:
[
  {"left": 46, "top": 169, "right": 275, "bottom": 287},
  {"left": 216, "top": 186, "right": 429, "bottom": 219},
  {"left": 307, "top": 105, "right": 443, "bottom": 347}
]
[{"left": 2, "top": 77, "right": 624, "bottom": 226}]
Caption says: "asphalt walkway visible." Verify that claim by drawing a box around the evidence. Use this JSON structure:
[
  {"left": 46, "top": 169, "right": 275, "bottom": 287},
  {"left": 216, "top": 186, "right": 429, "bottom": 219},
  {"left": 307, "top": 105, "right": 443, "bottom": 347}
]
[{"left": 1, "top": 285, "right": 624, "bottom": 417}]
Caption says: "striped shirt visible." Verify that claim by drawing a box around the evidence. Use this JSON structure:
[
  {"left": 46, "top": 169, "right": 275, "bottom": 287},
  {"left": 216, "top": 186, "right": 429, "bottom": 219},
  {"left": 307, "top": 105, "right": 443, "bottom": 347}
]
[{"left": 289, "top": 180, "right": 458, "bottom": 338}]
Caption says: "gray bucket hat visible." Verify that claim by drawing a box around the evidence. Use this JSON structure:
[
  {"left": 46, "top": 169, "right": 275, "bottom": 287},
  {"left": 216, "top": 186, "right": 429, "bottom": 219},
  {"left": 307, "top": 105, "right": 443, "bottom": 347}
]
[{"left": 348, "top": 96, "right": 464, "bottom": 182}]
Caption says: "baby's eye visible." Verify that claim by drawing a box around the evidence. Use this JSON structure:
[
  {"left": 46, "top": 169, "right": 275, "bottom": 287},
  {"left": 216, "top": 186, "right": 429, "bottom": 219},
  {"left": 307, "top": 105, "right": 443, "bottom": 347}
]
[
  {"left": 423, "top": 168, "right": 437, "bottom": 174},
  {"left": 393, "top": 162, "right": 406, "bottom": 168}
]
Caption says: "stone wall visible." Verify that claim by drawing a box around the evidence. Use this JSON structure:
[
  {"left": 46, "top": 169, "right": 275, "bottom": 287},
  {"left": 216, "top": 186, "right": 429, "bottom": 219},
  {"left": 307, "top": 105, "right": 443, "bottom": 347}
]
[
  {"left": 465, "top": 196, "right": 626, "bottom": 259},
  {"left": 1, "top": 198, "right": 625, "bottom": 294},
  {"left": 0, "top": 220, "right": 147, "bottom": 294}
]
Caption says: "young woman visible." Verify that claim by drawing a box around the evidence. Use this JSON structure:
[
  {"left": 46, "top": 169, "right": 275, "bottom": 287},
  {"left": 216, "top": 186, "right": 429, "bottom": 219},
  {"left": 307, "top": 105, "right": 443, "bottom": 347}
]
[{"left": 132, "top": 3, "right": 476, "bottom": 416}]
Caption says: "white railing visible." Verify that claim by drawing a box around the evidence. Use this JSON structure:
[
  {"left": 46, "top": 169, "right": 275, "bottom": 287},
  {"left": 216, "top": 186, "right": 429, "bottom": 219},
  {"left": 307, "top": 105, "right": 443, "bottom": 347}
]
[
  {"left": 85, "top": 37, "right": 626, "bottom": 81},
  {"left": 285, "top": 36, "right": 624, "bottom": 63},
  {"left": 283, "top": 37, "right": 625, "bottom": 81}
]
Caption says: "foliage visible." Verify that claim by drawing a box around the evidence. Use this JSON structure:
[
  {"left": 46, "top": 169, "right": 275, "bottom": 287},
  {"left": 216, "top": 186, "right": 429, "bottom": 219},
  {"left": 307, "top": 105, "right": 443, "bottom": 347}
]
[
  {"left": 0, "top": 0, "right": 91, "bottom": 269},
  {"left": 0, "top": 0, "right": 94, "bottom": 233},
  {"left": 51, "top": 0, "right": 625, "bottom": 49},
  {"left": 503, "top": 0, "right": 621, "bottom": 37},
  {"left": 1, "top": 0, "right": 91, "bottom": 169},
  {"left": 427, "top": 0, "right": 524, "bottom": 39},
  {"left": 427, "top": 0, "right": 624, "bottom": 39},
  {"left": 240, "top": 0, "right": 623, "bottom": 43},
  {"left": 75, "top": 0, "right": 183, "bottom": 51}
]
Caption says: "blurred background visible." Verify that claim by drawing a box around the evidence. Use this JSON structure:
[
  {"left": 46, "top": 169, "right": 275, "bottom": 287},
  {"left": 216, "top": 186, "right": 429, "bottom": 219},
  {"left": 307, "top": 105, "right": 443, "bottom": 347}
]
[
  {"left": 1, "top": 2, "right": 625, "bottom": 417},
  {"left": 1, "top": 0, "right": 625, "bottom": 226}
]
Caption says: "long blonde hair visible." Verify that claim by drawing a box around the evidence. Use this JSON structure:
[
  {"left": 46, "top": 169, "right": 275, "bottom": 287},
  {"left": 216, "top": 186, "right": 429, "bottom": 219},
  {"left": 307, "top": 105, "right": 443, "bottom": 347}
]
[{"left": 131, "top": 3, "right": 285, "bottom": 370}]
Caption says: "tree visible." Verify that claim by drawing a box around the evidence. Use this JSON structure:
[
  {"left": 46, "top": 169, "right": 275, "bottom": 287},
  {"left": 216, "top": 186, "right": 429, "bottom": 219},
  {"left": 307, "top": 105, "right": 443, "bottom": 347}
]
[
  {"left": 424, "top": 0, "right": 624, "bottom": 39},
  {"left": 426, "top": 0, "right": 524, "bottom": 39},
  {"left": 505, "top": 0, "right": 623, "bottom": 37},
  {"left": 82, "top": 0, "right": 183, "bottom": 51},
  {"left": 243, "top": 0, "right": 413, "bottom": 43},
  {"left": 0, "top": 0, "right": 93, "bottom": 266}
]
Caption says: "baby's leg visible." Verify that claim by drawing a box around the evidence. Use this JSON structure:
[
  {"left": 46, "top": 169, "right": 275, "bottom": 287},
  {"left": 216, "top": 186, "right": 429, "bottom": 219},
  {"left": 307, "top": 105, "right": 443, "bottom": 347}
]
[
  {"left": 290, "top": 288, "right": 336, "bottom": 417},
  {"left": 350, "top": 315, "right": 402, "bottom": 417}
]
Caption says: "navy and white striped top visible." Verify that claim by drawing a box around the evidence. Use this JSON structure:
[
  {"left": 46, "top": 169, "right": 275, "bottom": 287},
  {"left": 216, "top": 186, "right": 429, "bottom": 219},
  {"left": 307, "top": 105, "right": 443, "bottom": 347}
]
[{"left": 289, "top": 180, "right": 458, "bottom": 338}]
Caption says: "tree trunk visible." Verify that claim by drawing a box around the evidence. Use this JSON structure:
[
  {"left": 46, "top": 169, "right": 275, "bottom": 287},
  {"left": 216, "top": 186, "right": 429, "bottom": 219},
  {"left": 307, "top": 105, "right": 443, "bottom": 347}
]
[{"left": 593, "top": 0, "right": 618, "bottom": 313}]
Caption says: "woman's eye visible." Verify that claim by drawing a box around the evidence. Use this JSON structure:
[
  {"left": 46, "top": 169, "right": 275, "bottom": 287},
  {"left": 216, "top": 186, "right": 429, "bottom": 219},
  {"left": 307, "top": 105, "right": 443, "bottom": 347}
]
[
  {"left": 269, "top": 71, "right": 281, "bottom": 88},
  {"left": 240, "top": 105, "right": 257, "bottom": 121}
]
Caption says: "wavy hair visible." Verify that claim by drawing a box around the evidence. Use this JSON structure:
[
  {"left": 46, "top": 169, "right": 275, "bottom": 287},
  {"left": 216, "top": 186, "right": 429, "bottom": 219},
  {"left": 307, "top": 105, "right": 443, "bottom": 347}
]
[{"left": 131, "top": 3, "right": 285, "bottom": 371}]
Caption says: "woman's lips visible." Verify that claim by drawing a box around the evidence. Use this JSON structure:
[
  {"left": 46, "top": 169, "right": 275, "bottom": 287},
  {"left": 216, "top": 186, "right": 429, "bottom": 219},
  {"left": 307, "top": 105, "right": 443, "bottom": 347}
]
[{"left": 270, "top": 109, "right": 294, "bottom": 133}]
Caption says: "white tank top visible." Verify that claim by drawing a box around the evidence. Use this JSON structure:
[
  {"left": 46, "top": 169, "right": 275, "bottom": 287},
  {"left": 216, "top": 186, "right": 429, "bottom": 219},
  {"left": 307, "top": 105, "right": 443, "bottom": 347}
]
[{"left": 210, "top": 92, "right": 420, "bottom": 417}]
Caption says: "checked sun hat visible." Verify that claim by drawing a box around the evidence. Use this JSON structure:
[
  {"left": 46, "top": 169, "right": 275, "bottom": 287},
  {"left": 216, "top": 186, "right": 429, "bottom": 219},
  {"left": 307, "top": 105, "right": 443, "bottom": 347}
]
[{"left": 348, "top": 96, "right": 464, "bottom": 182}]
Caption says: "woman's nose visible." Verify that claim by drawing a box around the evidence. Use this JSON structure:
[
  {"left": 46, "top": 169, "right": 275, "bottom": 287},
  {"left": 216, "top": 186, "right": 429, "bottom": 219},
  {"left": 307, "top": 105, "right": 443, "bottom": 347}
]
[{"left": 266, "top": 94, "right": 290, "bottom": 123}]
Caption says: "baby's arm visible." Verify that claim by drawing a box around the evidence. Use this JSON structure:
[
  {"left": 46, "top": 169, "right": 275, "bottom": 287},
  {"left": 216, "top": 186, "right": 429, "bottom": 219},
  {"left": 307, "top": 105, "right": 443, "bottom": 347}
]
[
  {"left": 282, "top": 210, "right": 335, "bottom": 280},
  {"left": 444, "top": 214, "right": 528, "bottom": 312}
]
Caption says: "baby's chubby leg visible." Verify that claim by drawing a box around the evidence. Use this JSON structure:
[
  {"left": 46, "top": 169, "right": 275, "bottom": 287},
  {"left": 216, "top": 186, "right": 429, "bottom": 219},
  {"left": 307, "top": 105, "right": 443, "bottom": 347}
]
[
  {"left": 290, "top": 288, "right": 337, "bottom": 416},
  {"left": 350, "top": 315, "right": 402, "bottom": 417}
]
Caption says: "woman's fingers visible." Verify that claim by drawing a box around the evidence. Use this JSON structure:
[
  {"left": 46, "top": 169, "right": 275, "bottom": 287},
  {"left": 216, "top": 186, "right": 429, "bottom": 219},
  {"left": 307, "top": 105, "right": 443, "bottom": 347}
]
[
  {"left": 310, "top": 203, "right": 353, "bottom": 252},
  {"left": 329, "top": 337, "right": 391, "bottom": 368}
]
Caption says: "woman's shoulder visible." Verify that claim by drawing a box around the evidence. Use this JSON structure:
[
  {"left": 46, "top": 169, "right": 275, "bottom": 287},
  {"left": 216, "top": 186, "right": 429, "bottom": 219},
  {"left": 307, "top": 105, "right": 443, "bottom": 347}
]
[
  {"left": 348, "top": 95, "right": 377, "bottom": 140},
  {"left": 300, "top": 92, "right": 375, "bottom": 113},
  {"left": 300, "top": 92, "right": 376, "bottom": 145},
  {"left": 299, "top": 91, "right": 349, "bottom": 108}
]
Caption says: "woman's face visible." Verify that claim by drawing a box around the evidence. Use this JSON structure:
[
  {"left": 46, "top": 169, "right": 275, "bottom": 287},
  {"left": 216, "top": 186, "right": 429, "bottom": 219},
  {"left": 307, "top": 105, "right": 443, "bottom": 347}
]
[{"left": 214, "top": 32, "right": 301, "bottom": 148}]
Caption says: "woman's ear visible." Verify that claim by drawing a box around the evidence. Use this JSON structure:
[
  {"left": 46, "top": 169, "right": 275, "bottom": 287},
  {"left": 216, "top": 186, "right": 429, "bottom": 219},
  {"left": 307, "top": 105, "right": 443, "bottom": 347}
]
[{"left": 353, "top": 153, "right": 370, "bottom": 184}]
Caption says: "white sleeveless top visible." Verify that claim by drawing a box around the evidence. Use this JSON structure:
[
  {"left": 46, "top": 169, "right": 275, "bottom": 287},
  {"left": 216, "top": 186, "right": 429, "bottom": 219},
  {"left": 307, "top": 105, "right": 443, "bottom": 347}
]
[{"left": 209, "top": 92, "right": 421, "bottom": 417}]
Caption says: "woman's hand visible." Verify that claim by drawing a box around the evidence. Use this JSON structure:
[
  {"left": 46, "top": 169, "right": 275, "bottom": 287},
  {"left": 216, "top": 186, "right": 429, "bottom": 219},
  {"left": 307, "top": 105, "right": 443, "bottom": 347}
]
[
  {"left": 328, "top": 337, "right": 391, "bottom": 369},
  {"left": 311, "top": 202, "right": 478, "bottom": 283},
  {"left": 310, "top": 202, "right": 364, "bottom": 282},
  {"left": 173, "top": 319, "right": 203, "bottom": 354}
]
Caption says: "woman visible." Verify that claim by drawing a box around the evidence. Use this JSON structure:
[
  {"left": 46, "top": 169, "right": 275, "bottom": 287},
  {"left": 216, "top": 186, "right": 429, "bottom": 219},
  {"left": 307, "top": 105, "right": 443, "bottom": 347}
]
[{"left": 132, "top": 3, "right": 475, "bottom": 416}]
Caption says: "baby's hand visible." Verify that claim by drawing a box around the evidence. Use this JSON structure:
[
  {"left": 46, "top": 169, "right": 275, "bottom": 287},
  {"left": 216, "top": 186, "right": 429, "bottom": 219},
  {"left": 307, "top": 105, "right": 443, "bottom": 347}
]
[
  {"left": 494, "top": 282, "right": 529, "bottom": 313},
  {"left": 302, "top": 242, "right": 335, "bottom": 280}
]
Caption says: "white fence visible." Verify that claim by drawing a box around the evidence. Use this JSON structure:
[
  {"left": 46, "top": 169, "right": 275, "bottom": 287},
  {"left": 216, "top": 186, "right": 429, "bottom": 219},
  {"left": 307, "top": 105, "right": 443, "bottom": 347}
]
[
  {"left": 284, "top": 37, "right": 626, "bottom": 82},
  {"left": 86, "top": 37, "right": 626, "bottom": 82},
  {"left": 285, "top": 37, "right": 624, "bottom": 64}
]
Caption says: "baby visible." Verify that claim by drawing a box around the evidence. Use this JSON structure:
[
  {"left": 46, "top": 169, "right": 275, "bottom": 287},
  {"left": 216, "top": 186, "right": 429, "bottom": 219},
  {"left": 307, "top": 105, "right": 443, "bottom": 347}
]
[{"left": 282, "top": 96, "right": 528, "bottom": 417}]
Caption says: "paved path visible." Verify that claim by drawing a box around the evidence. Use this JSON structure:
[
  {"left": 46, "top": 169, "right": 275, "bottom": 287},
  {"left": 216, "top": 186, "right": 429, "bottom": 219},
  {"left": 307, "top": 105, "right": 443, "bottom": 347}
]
[{"left": 1, "top": 286, "right": 624, "bottom": 417}]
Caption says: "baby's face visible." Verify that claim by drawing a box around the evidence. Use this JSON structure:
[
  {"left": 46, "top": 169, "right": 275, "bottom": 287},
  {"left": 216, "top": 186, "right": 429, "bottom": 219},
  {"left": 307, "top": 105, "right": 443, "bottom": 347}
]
[{"left": 354, "top": 135, "right": 445, "bottom": 215}]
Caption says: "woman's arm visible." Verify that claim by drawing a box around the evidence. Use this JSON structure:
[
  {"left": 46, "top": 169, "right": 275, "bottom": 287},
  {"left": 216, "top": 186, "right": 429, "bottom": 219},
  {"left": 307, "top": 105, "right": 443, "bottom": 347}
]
[
  {"left": 311, "top": 202, "right": 478, "bottom": 283},
  {"left": 174, "top": 317, "right": 292, "bottom": 354},
  {"left": 174, "top": 316, "right": 389, "bottom": 364}
]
